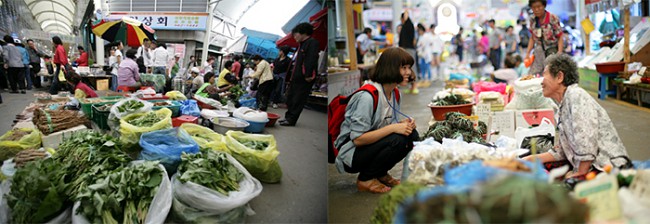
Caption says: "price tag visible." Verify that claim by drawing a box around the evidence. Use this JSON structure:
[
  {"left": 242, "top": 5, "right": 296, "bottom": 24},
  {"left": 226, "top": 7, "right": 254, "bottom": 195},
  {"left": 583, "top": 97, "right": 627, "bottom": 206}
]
[{"left": 574, "top": 175, "right": 622, "bottom": 221}]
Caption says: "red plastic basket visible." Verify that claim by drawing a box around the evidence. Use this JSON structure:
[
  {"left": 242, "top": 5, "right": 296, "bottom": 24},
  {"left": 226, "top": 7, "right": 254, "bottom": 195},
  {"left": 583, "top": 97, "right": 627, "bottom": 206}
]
[{"left": 193, "top": 97, "right": 216, "bottom": 109}]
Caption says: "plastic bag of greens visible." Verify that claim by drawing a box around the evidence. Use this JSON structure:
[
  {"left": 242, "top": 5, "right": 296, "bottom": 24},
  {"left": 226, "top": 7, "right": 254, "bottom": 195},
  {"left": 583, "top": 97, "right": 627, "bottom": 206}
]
[
  {"left": 165, "top": 91, "right": 187, "bottom": 101},
  {"left": 179, "top": 123, "right": 229, "bottom": 154},
  {"left": 72, "top": 162, "right": 172, "bottom": 224},
  {"left": 225, "top": 131, "right": 282, "bottom": 183},
  {"left": 180, "top": 100, "right": 201, "bottom": 117},
  {"left": 119, "top": 108, "right": 173, "bottom": 145},
  {"left": 0, "top": 128, "right": 42, "bottom": 161},
  {"left": 139, "top": 128, "right": 200, "bottom": 173},
  {"left": 170, "top": 152, "right": 262, "bottom": 223},
  {"left": 108, "top": 98, "right": 154, "bottom": 131}
]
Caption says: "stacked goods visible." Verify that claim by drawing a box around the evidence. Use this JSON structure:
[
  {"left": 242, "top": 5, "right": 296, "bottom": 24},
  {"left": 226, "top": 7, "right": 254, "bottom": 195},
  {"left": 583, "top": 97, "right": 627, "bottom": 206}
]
[
  {"left": 423, "top": 112, "right": 487, "bottom": 143},
  {"left": 0, "top": 128, "right": 41, "bottom": 161},
  {"left": 33, "top": 109, "right": 88, "bottom": 135},
  {"left": 12, "top": 149, "right": 48, "bottom": 168}
]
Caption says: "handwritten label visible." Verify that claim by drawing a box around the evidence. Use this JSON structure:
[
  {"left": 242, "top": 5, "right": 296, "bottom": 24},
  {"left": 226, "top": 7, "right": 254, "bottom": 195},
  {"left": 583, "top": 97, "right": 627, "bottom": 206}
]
[
  {"left": 477, "top": 108, "right": 515, "bottom": 140},
  {"left": 574, "top": 175, "right": 622, "bottom": 221}
]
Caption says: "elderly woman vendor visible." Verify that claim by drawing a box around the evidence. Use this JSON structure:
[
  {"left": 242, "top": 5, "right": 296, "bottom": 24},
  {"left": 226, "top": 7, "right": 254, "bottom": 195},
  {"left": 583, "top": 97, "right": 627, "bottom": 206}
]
[{"left": 524, "top": 54, "right": 629, "bottom": 178}]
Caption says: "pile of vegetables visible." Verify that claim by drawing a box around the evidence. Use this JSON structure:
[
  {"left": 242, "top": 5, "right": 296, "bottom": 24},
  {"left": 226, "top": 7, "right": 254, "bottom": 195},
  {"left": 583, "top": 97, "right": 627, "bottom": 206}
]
[
  {"left": 177, "top": 151, "right": 244, "bottom": 196},
  {"left": 7, "top": 131, "right": 132, "bottom": 223},
  {"left": 13, "top": 149, "right": 48, "bottom": 168},
  {"left": 127, "top": 112, "right": 163, "bottom": 127},
  {"left": 117, "top": 100, "right": 145, "bottom": 113},
  {"left": 370, "top": 183, "right": 427, "bottom": 224},
  {"left": 33, "top": 109, "right": 88, "bottom": 135},
  {"left": 0, "top": 128, "right": 36, "bottom": 161},
  {"left": 75, "top": 161, "right": 164, "bottom": 224},
  {"left": 430, "top": 94, "right": 470, "bottom": 106},
  {"left": 239, "top": 139, "right": 269, "bottom": 151},
  {"left": 221, "top": 85, "right": 246, "bottom": 105},
  {"left": 423, "top": 112, "right": 487, "bottom": 143},
  {"left": 399, "top": 177, "right": 588, "bottom": 223}
]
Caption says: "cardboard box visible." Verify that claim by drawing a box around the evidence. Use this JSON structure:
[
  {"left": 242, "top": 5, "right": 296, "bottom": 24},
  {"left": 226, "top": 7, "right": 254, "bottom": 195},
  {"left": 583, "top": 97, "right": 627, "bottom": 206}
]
[
  {"left": 515, "top": 109, "right": 555, "bottom": 129},
  {"left": 41, "top": 125, "right": 88, "bottom": 149},
  {"left": 96, "top": 79, "right": 109, "bottom": 91}
]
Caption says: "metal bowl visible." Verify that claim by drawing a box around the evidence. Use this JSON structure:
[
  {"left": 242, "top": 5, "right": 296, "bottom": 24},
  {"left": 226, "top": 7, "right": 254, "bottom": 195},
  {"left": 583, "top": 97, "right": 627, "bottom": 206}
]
[{"left": 210, "top": 117, "right": 250, "bottom": 134}]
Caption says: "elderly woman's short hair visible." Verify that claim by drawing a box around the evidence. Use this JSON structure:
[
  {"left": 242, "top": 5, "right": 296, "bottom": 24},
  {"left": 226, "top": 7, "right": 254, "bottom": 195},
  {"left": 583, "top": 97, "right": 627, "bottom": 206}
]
[{"left": 544, "top": 53, "right": 579, "bottom": 86}]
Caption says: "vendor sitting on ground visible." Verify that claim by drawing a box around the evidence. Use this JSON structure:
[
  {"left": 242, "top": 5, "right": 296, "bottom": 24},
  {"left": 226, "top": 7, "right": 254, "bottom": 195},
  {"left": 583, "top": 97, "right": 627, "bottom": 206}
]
[
  {"left": 67, "top": 72, "right": 98, "bottom": 99},
  {"left": 334, "top": 47, "right": 419, "bottom": 193},
  {"left": 524, "top": 54, "right": 629, "bottom": 178},
  {"left": 195, "top": 72, "right": 230, "bottom": 100},
  {"left": 490, "top": 54, "right": 518, "bottom": 85},
  {"left": 217, "top": 60, "right": 237, "bottom": 90}
]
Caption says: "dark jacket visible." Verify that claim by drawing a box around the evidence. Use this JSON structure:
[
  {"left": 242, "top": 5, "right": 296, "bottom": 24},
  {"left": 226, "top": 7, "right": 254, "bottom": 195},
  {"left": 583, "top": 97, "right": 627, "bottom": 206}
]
[
  {"left": 290, "top": 37, "right": 319, "bottom": 83},
  {"left": 27, "top": 47, "right": 45, "bottom": 64},
  {"left": 399, "top": 18, "right": 415, "bottom": 49},
  {"left": 273, "top": 56, "right": 291, "bottom": 74}
]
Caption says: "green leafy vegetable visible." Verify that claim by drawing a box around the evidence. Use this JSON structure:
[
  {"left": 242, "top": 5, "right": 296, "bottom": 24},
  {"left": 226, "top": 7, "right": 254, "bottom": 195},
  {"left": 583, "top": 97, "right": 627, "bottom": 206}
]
[
  {"left": 431, "top": 94, "right": 470, "bottom": 106},
  {"left": 238, "top": 139, "right": 269, "bottom": 151},
  {"left": 127, "top": 112, "right": 163, "bottom": 127},
  {"left": 117, "top": 100, "right": 145, "bottom": 113},
  {"left": 178, "top": 151, "right": 244, "bottom": 196}
]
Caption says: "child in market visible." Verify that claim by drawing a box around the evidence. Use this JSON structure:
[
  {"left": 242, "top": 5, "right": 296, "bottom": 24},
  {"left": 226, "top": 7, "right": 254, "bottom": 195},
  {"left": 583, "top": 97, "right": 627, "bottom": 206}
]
[
  {"left": 490, "top": 54, "right": 519, "bottom": 86},
  {"left": 333, "top": 47, "right": 419, "bottom": 194},
  {"left": 67, "top": 72, "right": 98, "bottom": 99},
  {"left": 514, "top": 54, "right": 529, "bottom": 77}
]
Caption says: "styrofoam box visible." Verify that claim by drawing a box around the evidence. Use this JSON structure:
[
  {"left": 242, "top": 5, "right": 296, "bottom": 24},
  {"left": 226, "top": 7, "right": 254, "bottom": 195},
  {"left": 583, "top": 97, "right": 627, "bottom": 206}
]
[
  {"left": 41, "top": 125, "right": 88, "bottom": 149},
  {"left": 515, "top": 109, "right": 555, "bottom": 129}
]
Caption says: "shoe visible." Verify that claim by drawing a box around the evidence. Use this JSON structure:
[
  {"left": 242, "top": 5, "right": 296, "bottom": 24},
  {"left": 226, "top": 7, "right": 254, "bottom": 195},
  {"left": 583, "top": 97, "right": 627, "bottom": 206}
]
[
  {"left": 279, "top": 120, "right": 295, "bottom": 126},
  {"left": 272, "top": 103, "right": 278, "bottom": 109},
  {"left": 378, "top": 174, "right": 401, "bottom": 187},
  {"left": 357, "top": 179, "right": 391, "bottom": 193}
]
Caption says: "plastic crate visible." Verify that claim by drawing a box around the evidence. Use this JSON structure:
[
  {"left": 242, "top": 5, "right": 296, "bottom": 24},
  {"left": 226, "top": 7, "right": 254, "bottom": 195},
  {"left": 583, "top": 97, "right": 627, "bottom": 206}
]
[
  {"left": 80, "top": 96, "right": 124, "bottom": 118},
  {"left": 91, "top": 103, "right": 113, "bottom": 130},
  {"left": 149, "top": 100, "right": 181, "bottom": 117}
]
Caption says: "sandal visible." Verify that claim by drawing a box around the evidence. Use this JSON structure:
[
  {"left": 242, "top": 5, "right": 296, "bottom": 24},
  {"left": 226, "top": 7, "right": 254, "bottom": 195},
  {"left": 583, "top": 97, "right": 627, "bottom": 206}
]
[
  {"left": 357, "top": 179, "right": 391, "bottom": 194},
  {"left": 378, "top": 175, "right": 401, "bottom": 187}
]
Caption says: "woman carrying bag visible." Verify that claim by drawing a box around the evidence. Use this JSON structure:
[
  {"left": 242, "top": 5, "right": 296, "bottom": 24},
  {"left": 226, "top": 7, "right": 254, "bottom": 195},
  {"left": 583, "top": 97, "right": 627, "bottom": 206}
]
[
  {"left": 49, "top": 36, "right": 69, "bottom": 94},
  {"left": 525, "top": 0, "right": 563, "bottom": 76}
]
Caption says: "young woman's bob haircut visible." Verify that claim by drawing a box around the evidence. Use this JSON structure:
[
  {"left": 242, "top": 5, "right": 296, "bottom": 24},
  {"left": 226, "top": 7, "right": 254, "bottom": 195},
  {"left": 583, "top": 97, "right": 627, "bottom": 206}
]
[{"left": 369, "top": 47, "right": 415, "bottom": 84}]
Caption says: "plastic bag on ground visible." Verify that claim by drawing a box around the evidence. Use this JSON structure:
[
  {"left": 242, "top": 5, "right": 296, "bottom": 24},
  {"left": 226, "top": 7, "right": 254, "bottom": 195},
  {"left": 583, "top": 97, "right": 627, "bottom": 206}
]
[
  {"left": 72, "top": 162, "right": 172, "bottom": 224},
  {"left": 233, "top": 107, "right": 268, "bottom": 122},
  {"left": 0, "top": 128, "right": 42, "bottom": 161},
  {"left": 225, "top": 131, "right": 282, "bottom": 183},
  {"left": 108, "top": 98, "right": 154, "bottom": 131},
  {"left": 170, "top": 153, "right": 262, "bottom": 222},
  {"left": 119, "top": 108, "right": 173, "bottom": 145},
  {"left": 179, "top": 123, "right": 229, "bottom": 154},
  {"left": 165, "top": 91, "right": 187, "bottom": 101},
  {"left": 139, "top": 128, "right": 200, "bottom": 173},
  {"left": 180, "top": 100, "right": 201, "bottom": 117}
]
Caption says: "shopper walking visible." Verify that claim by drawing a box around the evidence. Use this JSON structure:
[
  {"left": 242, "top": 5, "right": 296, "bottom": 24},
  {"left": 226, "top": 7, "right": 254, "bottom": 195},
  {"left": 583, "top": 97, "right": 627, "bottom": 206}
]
[
  {"left": 504, "top": 26, "right": 519, "bottom": 54},
  {"left": 487, "top": 19, "right": 504, "bottom": 70},
  {"left": 271, "top": 46, "right": 291, "bottom": 108},
  {"left": 151, "top": 41, "right": 169, "bottom": 76},
  {"left": 454, "top": 27, "right": 465, "bottom": 62},
  {"left": 356, "top": 28, "right": 374, "bottom": 64},
  {"left": 525, "top": 0, "right": 563, "bottom": 76},
  {"left": 416, "top": 24, "right": 433, "bottom": 82},
  {"left": 398, "top": 10, "right": 418, "bottom": 94},
  {"left": 231, "top": 55, "right": 242, "bottom": 81},
  {"left": 26, "top": 39, "right": 45, "bottom": 88},
  {"left": 3, "top": 36, "right": 26, "bottom": 94},
  {"left": 16, "top": 41, "right": 31, "bottom": 90},
  {"left": 280, "top": 22, "right": 319, "bottom": 126},
  {"left": 430, "top": 24, "right": 444, "bottom": 82},
  {"left": 250, "top": 55, "right": 274, "bottom": 111}
]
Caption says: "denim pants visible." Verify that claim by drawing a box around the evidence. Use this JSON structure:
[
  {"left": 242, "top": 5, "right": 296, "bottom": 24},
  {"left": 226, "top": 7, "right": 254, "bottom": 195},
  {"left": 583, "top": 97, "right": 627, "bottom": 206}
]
[
  {"left": 24, "top": 64, "right": 32, "bottom": 89},
  {"left": 418, "top": 58, "right": 431, "bottom": 80}
]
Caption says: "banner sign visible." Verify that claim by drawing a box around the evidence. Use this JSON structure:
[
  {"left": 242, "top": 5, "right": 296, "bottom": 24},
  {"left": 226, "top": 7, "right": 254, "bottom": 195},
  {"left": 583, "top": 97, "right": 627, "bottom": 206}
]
[{"left": 108, "top": 12, "right": 209, "bottom": 31}]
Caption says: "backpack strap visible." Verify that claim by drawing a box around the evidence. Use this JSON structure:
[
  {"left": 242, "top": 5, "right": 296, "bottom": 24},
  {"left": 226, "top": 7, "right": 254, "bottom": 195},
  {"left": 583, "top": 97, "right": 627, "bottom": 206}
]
[{"left": 354, "top": 84, "right": 380, "bottom": 113}]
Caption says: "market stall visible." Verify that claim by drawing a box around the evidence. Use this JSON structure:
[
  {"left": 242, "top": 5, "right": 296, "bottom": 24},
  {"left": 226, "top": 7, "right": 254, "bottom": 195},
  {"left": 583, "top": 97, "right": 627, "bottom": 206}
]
[{"left": 0, "top": 89, "right": 286, "bottom": 223}]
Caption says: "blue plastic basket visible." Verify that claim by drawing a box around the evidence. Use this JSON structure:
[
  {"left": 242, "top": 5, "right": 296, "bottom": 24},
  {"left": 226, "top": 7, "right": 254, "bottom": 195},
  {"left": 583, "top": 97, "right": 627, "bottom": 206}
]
[
  {"left": 239, "top": 94, "right": 257, "bottom": 109},
  {"left": 244, "top": 119, "right": 269, "bottom": 133}
]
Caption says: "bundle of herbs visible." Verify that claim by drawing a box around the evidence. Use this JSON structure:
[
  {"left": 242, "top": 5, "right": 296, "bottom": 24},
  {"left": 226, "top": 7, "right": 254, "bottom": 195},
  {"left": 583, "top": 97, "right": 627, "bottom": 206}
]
[
  {"left": 423, "top": 112, "right": 487, "bottom": 143},
  {"left": 177, "top": 151, "right": 244, "bottom": 196},
  {"left": 127, "top": 112, "right": 163, "bottom": 127},
  {"left": 430, "top": 94, "right": 470, "bottom": 106},
  {"left": 33, "top": 109, "right": 88, "bottom": 135},
  {"left": 75, "top": 161, "right": 165, "bottom": 224}
]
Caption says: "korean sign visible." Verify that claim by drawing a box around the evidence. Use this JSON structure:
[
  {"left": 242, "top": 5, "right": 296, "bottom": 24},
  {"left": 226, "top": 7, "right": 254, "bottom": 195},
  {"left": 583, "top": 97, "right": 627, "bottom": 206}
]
[{"left": 107, "top": 12, "right": 208, "bottom": 31}]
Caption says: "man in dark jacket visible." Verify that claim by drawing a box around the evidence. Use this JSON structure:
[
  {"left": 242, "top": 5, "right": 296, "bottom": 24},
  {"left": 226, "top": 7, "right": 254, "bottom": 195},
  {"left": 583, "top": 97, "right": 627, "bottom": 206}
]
[
  {"left": 271, "top": 46, "right": 291, "bottom": 108},
  {"left": 399, "top": 10, "right": 419, "bottom": 94},
  {"left": 26, "top": 39, "right": 45, "bottom": 88},
  {"left": 279, "top": 22, "right": 319, "bottom": 126}
]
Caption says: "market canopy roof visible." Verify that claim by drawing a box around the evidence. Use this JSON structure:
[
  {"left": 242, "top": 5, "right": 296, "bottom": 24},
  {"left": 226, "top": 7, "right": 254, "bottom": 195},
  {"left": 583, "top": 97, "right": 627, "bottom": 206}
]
[{"left": 22, "top": 0, "right": 77, "bottom": 35}]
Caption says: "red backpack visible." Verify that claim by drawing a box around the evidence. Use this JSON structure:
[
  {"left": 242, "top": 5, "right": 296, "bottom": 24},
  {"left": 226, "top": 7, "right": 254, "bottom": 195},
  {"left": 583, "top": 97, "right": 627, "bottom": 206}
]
[{"left": 328, "top": 84, "right": 400, "bottom": 164}]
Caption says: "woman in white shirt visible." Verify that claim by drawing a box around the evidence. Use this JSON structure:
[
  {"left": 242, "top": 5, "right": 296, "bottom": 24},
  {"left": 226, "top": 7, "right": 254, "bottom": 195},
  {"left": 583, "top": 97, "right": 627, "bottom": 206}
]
[{"left": 416, "top": 23, "right": 434, "bottom": 82}]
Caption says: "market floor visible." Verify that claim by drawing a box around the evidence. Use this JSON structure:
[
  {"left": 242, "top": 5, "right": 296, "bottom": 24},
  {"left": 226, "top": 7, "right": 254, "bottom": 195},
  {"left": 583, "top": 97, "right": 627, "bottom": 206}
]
[
  {"left": 327, "top": 80, "right": 650, "bottom": 223},
  {"left": 0, "top": 88, "right": 328, "bottom": 223}
]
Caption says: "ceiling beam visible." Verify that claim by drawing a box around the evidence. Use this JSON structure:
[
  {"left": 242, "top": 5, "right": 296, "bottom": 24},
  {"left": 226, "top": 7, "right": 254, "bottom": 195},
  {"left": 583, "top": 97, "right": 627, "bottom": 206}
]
[{"left": 27, "top": 0, "right": 75, "bottom": 18}]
